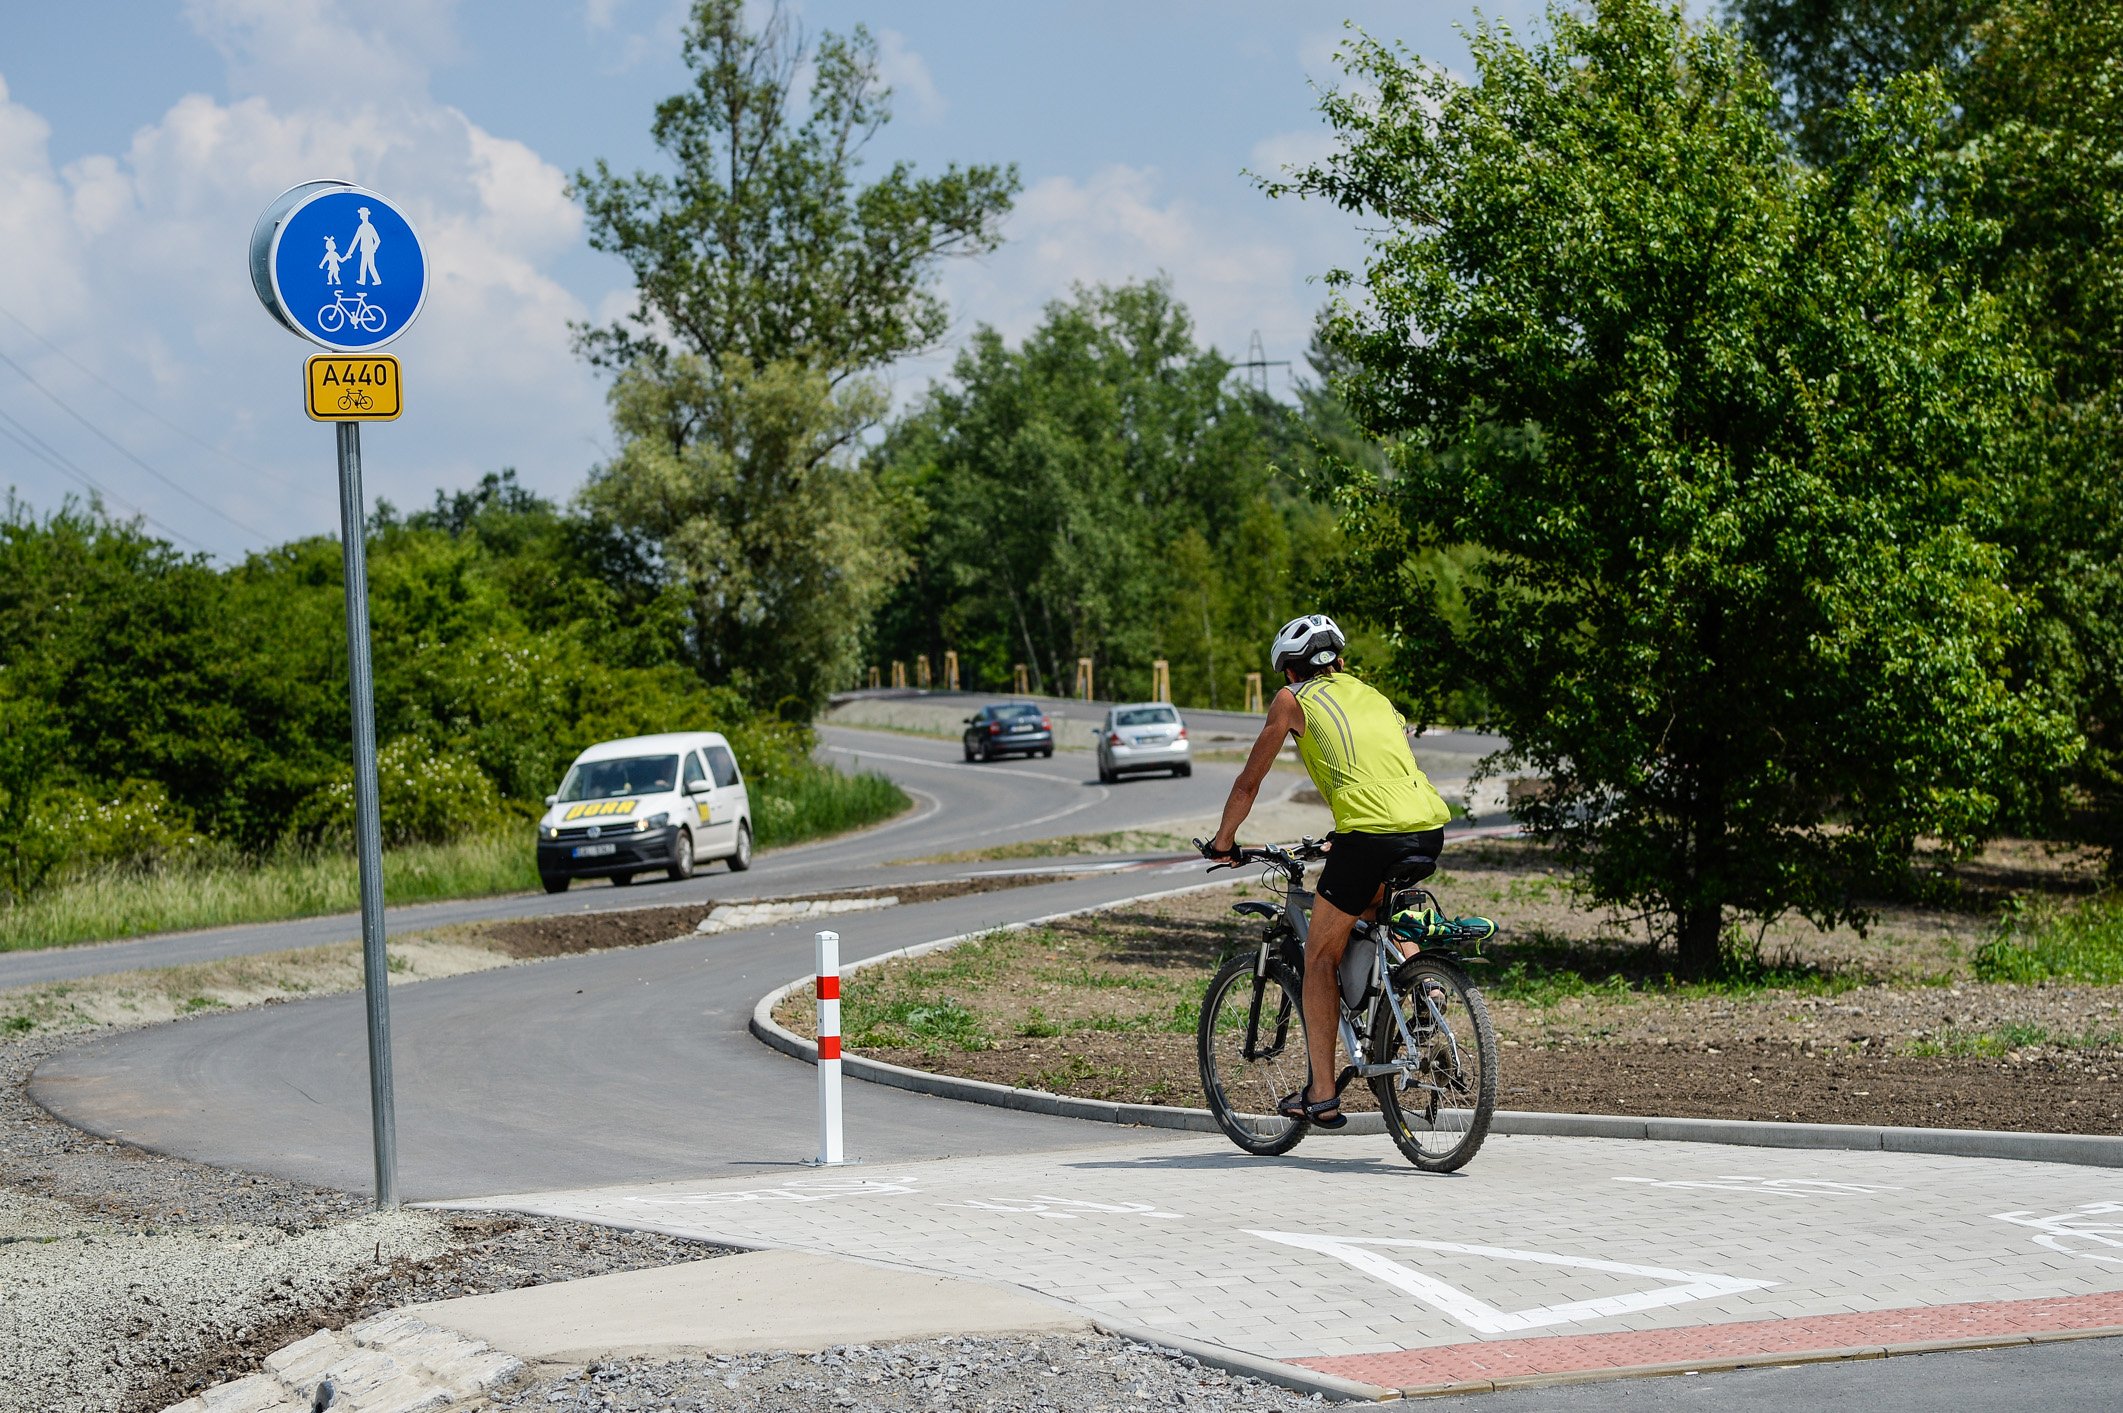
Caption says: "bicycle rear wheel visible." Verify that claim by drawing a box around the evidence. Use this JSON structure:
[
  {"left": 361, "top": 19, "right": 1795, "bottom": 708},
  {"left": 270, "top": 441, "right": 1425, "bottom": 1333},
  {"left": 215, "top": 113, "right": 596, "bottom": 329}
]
[
  {"left": 1368, "top": 955, "right": 1497, "bottom": 1172},
  {"left": 1197, "top": 951, "right": 1309, "bottom": 1156}
]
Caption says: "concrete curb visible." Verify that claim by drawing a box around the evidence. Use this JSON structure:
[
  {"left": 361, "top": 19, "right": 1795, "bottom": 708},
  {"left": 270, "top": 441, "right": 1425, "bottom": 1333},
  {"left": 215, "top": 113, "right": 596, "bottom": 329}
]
[
  {"left": 749, "top": 896, "right": 2123, "bottom": 1170},
  {"left": 1091, "top": 1321, "right": 1399, "bottom": 1403}
]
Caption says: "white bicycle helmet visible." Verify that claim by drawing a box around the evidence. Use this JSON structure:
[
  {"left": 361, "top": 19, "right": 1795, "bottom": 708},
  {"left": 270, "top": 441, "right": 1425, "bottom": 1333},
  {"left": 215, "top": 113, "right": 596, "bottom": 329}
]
[{"left": 1271, "top": 613, "right": 1346, "bottom": 675}]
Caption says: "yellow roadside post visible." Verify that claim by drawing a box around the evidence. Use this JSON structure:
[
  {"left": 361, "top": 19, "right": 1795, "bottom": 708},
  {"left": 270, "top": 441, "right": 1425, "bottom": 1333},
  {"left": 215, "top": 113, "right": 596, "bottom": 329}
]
[
  {"left": 1074, "top": 657, "right": 1095, "bottom": 701},
  {"left": 1013, "top": 663, "right": 1029, "bottom": 694},
  {"left": 1243, "top": 672, "right": 1265, "bottom": 713},
  {"left": 916, "top": 655, "right": 931, "bottom": 689},
  {"left": 1151, "top": 659, "right": 1170, "bottom": 703},
  {"left": 868, "top": 665, "right": 881, "bottom": 690},
  {"left": 891, "top": 660, "right": 907, "bottom": 689},
  {"left": 945, "top": 650, "right": 960, "bottom": 691}
]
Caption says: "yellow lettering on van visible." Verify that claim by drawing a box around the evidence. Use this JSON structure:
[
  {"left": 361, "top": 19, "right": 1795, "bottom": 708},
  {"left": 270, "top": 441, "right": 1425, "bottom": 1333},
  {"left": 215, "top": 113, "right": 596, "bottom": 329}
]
[{"left": 562, "top": 799, "right": 641, "bottom": 822}]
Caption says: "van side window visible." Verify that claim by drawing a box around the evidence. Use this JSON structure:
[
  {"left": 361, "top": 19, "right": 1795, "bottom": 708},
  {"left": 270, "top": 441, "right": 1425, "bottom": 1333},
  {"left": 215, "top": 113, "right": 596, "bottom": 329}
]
[
  {"left": 707, "top": 745, "right": 742, "bottom": 788},
  {"left": 683, "top": 752, "right": 708, "bottom": 792}
]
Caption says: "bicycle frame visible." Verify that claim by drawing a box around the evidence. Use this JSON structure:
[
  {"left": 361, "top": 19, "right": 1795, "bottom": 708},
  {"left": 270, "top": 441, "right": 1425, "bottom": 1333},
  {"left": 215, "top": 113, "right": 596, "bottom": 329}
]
[{"left": 1228, "top": 851, "right": 1462, "bottom": 1099}]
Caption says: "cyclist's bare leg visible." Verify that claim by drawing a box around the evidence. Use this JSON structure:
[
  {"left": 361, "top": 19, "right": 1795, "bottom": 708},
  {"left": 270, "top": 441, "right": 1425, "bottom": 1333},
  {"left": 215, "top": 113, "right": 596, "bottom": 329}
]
[{"left": 1300, "top": 893, "right": 1363, "bottom": 1109}]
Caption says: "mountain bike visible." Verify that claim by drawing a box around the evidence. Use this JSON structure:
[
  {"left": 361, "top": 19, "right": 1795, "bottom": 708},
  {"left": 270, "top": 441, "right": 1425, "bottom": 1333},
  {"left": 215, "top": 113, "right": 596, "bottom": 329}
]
[{"left": 1193, "top": 838, "right": 1500, "bottom": 1171}]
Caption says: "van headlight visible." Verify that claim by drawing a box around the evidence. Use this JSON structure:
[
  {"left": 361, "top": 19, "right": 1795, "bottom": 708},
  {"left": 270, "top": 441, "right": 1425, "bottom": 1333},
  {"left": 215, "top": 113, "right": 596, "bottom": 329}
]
[
  {"left": 637, "top": 812, "right": 670, "bottom": 832},
  {"left": 539, "top": 824, "right": 558, "bottom": 840}
]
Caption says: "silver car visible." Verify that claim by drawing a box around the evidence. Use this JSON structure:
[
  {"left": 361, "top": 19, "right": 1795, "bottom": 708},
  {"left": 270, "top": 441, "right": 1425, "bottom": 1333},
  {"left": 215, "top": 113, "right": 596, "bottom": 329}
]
[{"left": 1096, "top": 703, "right": 1191, "bottom": 782}]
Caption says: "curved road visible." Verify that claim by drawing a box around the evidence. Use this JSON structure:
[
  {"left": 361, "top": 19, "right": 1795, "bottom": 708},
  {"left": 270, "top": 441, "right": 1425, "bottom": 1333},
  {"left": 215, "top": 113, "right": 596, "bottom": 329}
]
[{"left": 26, "top": 724, "right": 1494, "bottom": 1200}]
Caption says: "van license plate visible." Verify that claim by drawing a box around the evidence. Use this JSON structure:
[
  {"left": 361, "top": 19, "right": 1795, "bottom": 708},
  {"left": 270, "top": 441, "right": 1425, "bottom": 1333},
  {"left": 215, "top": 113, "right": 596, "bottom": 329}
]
[{"left": 572, "top": 843, "right": 617, "bottom": 858}]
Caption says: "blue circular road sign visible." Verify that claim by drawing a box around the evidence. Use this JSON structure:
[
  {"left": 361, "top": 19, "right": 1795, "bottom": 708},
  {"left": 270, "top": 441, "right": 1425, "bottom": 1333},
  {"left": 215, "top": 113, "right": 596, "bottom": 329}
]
[{"left": 249, "top": 181, "right": 427, "bottom": 351}]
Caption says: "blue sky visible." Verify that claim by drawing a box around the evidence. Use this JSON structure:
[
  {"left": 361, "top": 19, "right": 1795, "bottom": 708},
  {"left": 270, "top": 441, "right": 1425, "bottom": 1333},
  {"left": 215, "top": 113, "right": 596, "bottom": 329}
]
[{"left": 0, "top": 1, "right": 1580, "bottom": 559}]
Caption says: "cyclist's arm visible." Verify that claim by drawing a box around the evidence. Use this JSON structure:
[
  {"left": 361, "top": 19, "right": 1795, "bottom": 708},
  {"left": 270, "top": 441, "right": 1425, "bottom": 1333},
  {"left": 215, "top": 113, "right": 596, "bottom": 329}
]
[{"left": 1209, "top": 688, "right": 1304, "bottom": 854}]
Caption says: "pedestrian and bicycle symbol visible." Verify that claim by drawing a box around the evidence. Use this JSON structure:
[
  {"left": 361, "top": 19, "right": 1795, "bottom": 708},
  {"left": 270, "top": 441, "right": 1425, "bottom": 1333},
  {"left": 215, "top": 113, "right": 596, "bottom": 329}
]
[{"left": 250, "top": 181, "right": 427, "bottom": 352}]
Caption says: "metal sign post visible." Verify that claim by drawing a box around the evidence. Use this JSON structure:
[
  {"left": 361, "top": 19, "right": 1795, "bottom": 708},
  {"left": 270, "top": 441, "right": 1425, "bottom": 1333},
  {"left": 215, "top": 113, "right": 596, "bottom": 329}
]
[
  {"left": 251, "top": 180, "right": 427, "bottom": 1211},
  {"left": 335, "top": 422, "right": 398, "bottom": 1208}
]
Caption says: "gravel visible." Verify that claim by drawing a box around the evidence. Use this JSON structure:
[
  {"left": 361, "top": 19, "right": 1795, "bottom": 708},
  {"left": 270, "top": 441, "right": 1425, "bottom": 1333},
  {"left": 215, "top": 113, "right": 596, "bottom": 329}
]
[
  {"left": 492, "top": 1335, "right": 1344, "bottom": 1412},
  {"left": 0, "top": 1033, "right": 728, "bottom": 1413}
]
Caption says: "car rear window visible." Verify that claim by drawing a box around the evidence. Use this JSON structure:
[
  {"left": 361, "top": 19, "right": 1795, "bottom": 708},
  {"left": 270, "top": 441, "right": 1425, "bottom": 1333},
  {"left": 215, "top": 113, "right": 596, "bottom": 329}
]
[
  {"left": 1116, "top": 707, "right": 1178, "bottom": 727},
  {"left": 995, "top": 704, "right": 1043, "bottom": 719}
]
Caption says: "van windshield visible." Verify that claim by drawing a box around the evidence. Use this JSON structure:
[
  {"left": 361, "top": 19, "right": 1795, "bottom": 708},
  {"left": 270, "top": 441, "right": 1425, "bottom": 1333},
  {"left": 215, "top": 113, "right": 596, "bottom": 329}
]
[{"left": 557, "top": 755, "right": 679, "bottom": 801}]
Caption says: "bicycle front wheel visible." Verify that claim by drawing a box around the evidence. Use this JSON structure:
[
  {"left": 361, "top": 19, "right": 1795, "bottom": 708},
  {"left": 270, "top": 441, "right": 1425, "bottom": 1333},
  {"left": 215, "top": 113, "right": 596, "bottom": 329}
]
[
  {"left": 1368, "top": 955, "right": 1498, "bottom": 1172},
  {"left": 1197, "top": 952, "right": 1309, "bottom": 1156}
]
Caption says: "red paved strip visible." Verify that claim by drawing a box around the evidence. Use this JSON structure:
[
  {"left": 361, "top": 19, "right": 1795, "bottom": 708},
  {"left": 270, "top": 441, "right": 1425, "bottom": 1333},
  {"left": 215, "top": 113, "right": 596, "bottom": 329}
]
[
  {"left": 1295, "top": 1291, "right": 2123, "bottom": 1391},
  {"left": 817, "top": 975, "right": 840, "bottom": 1001}
]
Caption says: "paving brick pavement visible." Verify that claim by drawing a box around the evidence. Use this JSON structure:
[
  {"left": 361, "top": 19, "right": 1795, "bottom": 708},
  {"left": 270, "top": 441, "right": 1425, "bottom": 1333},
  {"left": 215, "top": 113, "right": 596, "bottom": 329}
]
[{"left": 436, "top": 1131, "right": 2123, "bottom": 1391}]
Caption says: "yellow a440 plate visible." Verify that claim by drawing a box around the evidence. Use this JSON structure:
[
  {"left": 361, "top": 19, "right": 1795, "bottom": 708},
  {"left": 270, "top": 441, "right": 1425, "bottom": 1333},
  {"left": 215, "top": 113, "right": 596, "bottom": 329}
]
[{"left": 306, "top": 355, "right": 401, "bottom": 422}]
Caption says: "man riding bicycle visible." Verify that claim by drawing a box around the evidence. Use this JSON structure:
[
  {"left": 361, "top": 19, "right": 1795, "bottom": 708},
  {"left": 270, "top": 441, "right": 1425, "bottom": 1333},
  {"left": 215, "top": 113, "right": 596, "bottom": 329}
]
[{"left": 1203, "top": 614, "right": 1452, "bottom": 1129}]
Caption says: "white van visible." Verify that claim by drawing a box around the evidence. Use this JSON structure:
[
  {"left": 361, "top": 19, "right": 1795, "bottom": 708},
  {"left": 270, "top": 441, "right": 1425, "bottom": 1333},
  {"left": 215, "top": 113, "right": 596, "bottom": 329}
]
[{"left": 535, "top": 732, "right": 753, "bottom": 893}]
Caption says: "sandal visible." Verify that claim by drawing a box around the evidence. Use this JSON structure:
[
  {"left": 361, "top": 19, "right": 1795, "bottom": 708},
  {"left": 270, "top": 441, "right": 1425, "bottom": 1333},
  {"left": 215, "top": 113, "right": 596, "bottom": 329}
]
[{"left": 1277, "top": 1089, "right": 1348, "bottom": 1129}]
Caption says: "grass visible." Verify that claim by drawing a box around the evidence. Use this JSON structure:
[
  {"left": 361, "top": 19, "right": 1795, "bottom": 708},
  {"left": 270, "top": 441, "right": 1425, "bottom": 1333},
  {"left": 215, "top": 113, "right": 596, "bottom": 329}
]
[
  {"left": 1906, "top": 1024, "right": 2123, "bottom": 1059},
  {"left": 751, "top": 765, "right": 909, "bottom": 849},
  {"left": 899, "top": 829, "right": 1191, "bottom": 865},
  {"left": 0, "top": 764, "right": 908, "bottom": 953},
  {"left": 1974, "top": 892, "right": 2123, "bottom": 985},
  {"left": 0, "top": 831, "right": 538, "bottom": 953}
]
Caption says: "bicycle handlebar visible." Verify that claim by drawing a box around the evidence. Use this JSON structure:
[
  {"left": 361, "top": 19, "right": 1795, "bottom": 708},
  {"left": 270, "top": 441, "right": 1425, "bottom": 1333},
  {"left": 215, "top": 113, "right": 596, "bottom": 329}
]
[{"left": 1192, "top": 837, "right": 1328, "bottom": 874}]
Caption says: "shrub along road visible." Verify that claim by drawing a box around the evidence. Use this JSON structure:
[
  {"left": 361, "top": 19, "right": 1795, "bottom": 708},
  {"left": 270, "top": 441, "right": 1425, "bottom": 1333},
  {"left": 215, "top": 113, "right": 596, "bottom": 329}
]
[{"left": 0, "top": 723, "right": 1292, "bottom": 990}]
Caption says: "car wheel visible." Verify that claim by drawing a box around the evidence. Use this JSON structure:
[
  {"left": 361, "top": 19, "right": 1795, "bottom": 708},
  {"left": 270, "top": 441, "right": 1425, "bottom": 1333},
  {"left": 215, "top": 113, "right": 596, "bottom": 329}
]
[
  {"left": 978, "top": 739, "right": 992, "bottom": 762},
  {"left": 540, "top": 873, "right": 569, "bottom": 895},
  {"left": 963, "top": 738, "right": 975, "bottom": 762},
  {"left": 1098, "top": 764, "right": 1116, "bottom": 784},
  {"left": 611, "top": 872, "right": 634, "bottom": 886},
  {"left": 666, "top": 828, "right": 695, "bottom": 881},
  {"left": 1040, "top": 746, "right": 1053, "bottom": 758},
  {"left": 727, "top": 822, "right": 753, "bottom": 872},
  {"left": 1176, "top": 764, "right": 1192, "bottom": 778}
]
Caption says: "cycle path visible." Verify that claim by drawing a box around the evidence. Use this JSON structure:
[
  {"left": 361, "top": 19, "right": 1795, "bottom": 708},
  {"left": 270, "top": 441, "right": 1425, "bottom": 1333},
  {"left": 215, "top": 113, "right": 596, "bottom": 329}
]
[{"left": 434, "top": 1129, "right": 2123, "bottom": 1398}]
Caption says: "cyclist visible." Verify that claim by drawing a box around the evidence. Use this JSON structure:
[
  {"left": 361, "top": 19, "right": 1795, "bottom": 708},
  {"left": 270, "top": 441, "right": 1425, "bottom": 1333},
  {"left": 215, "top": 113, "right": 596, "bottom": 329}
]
[{"left": 1203, "top": 613, "right": 1452, "bottom": 1128}]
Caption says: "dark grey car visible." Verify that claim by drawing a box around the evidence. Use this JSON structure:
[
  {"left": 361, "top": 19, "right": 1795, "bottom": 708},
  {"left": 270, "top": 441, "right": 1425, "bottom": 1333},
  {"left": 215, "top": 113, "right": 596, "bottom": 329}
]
[{"left": 963, "top": 702, "right": 1054, "bottom": 761}]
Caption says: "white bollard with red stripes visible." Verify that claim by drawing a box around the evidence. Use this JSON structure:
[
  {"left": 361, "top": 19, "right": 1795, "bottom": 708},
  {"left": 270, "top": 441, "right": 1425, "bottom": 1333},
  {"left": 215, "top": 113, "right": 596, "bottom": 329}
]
[{"left": 809, "top": 929, "right": 849, "bottom": 1166}]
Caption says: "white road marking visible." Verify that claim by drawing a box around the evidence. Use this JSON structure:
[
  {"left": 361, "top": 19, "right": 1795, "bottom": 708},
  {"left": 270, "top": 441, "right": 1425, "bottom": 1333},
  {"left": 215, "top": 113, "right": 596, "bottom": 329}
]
[
  {"left": 1993, "top": 1202, "right": 2123, "bottom": 1267},
  {"left": 622, "top": 1176, "right": 924, "bottom": 1206},
  {"left": 1615, "top": 1175, "right": 1903, "bottom": 1197},
  {"left": 1250, "top": 1229, "right": 1775, "bottom": 1335},
  {"left": 825, "top": 743, "right": 1085, "bottom": 787},
  {"left": 947, "top": 1196, "right": 1184, "bottom": 1221}
]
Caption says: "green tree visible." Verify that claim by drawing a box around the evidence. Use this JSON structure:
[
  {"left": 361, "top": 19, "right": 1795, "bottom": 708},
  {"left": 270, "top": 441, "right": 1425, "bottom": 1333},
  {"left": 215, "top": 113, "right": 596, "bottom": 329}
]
[
  {"left": 580, "top": 355, "right": 907, "bottom": 710},
  {"left": 572, "top": 0, "right": 1017, "bottom": 376},
  {"left": 1276, "top": 1, "right": 2074, "bottom": 972},
  {"left": 571, "top": 0, "right": 1010, "bottom": 710},
  {"left": 1957, "top": 2, "right": 2123, "bottom": 869},
  {"left": 1729, "top": 0, "right": 1994, "bottom": 161},
  {"left": 875, "top": 281, "right": 1324, "bottom": 702}
]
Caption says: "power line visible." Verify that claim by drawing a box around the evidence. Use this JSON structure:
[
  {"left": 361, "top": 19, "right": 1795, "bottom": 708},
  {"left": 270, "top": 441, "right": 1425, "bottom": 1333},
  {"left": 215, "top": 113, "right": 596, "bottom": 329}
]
[
  {"left": 0, "top": 298, "right": 285, "bottom": 486},
  {"left": 0, "top": 346, "right": 270, "bottom": 542},
  {"left": 1237, "top": 329, "right": 1292, "bottom": 396},
  {"left": 0, "top": 410, "right": 210, "bottom": 553}
]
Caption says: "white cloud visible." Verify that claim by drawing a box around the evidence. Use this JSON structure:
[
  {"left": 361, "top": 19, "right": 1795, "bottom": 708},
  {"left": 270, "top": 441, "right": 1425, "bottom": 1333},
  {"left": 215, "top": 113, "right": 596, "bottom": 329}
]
[
  {"left": 876, "top": 29, "right": 945, "bottom": 123},
  {"left": 892, "top": 163, "right": 1351, "bottom": 403},
  {"left": 0, "top": 10, "right": 620, "bottom": 556}
]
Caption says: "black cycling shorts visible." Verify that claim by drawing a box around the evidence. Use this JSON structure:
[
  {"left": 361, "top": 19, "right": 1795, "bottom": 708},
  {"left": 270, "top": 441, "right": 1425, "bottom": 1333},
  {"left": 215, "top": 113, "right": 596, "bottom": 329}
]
[{"left": 1314, "top": 827, "right": 1445, "bottom": 916}]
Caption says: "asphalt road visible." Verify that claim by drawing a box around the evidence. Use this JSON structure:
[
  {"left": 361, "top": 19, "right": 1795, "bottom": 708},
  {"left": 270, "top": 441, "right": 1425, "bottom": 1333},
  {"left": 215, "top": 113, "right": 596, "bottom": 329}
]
[{"left": 0, "top": 724, "right": 1245, "bottom": 990}]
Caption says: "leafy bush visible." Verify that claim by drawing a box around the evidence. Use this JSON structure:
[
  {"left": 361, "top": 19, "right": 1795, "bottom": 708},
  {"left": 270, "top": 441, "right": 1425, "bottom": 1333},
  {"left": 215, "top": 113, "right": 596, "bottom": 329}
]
[{"left": 291, "top": 738, "right": 506, "bottom": 848}]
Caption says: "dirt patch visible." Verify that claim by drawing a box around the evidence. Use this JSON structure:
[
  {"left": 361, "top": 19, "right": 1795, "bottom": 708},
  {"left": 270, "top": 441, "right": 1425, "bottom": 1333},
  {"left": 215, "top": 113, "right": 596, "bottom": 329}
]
[
  {"left": 864, "top": 1031, "right": 2123, "bottom": 1134},
  {"left": 482, "top": 874, "right": 1088, "bottom": 959},
  {"left": 780, "top": 845, "right": 2123, "bottom": 1136}
]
